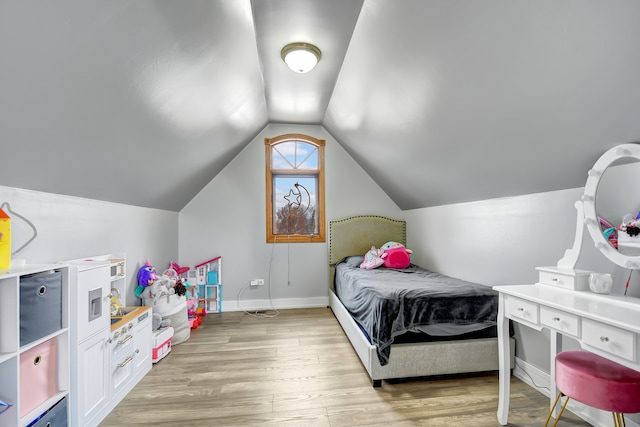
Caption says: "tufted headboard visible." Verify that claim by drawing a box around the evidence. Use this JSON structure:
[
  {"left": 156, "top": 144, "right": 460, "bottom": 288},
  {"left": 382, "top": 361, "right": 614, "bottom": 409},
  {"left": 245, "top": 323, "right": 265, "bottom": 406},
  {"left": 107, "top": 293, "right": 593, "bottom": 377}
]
[{"left": 328, "top": 215, "right": 406, "bottom": 290}]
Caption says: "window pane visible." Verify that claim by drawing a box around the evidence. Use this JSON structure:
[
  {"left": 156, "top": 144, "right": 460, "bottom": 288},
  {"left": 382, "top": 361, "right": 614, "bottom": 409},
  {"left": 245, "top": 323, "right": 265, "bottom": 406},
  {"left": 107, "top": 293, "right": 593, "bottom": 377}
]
[
  {"left": 273, "top": 176, "right": 318, "bottom": 235},
  {"left": 296, "top": 143, "right": 318, "bottom": 169},
  {"left": 272, "top": 141, "right": 296, "bottom": 170},
  {"left": 271, "top": 141, "right": 318, "bottom": 170}
]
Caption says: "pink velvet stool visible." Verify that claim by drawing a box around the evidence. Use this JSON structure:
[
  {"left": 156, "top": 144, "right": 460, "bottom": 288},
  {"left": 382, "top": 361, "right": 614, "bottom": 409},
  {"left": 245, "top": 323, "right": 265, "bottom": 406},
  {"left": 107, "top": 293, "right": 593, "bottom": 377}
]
[{"left": 544, "top": 350, "right": 640, "bottom": 427}]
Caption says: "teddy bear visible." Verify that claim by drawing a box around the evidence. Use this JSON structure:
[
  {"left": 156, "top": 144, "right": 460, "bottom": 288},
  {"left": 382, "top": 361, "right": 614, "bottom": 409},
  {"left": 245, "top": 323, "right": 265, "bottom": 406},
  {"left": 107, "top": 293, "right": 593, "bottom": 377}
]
[
  {"left": 135, "top": 260, "right": 158, "bottom": 297},
  {"left": 152, "top": 312, "right": 171, "bottom": 331},
  {"left": 380, "top": 241, "right": 413, "bottom": 269},
  {"left": 140, "top": 280, "right": 163, "bottom": 300},
  {"left": 360, "top": 246, "right": 387, "bottom": 270}
]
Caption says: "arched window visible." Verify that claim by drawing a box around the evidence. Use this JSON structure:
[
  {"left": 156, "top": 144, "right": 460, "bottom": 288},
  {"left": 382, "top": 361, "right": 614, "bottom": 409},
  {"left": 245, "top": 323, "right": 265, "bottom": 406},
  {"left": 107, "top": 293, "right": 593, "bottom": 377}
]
[{"left": 265, "top": 134, "right": 325, "bottom": 243}]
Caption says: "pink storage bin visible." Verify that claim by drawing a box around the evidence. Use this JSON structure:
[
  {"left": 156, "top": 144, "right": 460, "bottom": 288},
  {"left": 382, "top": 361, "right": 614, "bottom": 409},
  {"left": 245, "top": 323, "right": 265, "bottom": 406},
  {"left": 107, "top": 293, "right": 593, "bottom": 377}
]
[
  {"left": 20, "top": 338, "right": 58, "bottom": 417},
  {"left": 152, "top": 326, "right": 174, "bottom": 363}
]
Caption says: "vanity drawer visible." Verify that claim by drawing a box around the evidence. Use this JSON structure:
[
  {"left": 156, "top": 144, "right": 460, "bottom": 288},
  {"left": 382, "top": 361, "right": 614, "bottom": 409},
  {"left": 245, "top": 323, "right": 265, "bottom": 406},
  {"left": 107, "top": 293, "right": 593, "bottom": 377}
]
[
  {"left": 536, "top": 267, "right": 590, "bottom": 291},
  {"left": 540, "top": 306, "right": 579, "bottom": 337},
  {"left": 582, "top": 318, "right": 635, "bottom": 361},
  {"left": 506, "top": 296, "right": 539, "bottom": 325}
]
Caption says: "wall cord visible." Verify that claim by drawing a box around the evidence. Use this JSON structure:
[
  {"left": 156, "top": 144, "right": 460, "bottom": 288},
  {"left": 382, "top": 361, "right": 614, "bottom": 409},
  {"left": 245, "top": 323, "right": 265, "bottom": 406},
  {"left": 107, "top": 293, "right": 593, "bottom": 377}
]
[{"left": 1, "top": 202, "right": 38, "bottom": 255}]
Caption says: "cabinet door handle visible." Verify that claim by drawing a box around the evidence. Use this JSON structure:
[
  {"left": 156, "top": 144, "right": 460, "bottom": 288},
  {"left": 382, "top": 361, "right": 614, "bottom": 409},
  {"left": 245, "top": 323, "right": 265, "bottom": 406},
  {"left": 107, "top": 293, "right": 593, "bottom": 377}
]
[
  {"left": 117, "top": 356, "right": 133, "bottom": 367},
  {"left": 600, "top": 336, "right": 609, "bottom": 342},
  {"left": 118, "top": 334, "right": 133, "bottom": 345},
  {"left": 117, "top": 349, "right": 139, "bottom": 367}
]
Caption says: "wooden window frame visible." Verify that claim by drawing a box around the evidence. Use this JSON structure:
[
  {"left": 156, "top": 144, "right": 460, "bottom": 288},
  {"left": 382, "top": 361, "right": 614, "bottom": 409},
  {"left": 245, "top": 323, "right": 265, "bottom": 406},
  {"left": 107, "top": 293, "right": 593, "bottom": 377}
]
[{"left": 265, "top": 133, "right": 325, "bottom": 243}]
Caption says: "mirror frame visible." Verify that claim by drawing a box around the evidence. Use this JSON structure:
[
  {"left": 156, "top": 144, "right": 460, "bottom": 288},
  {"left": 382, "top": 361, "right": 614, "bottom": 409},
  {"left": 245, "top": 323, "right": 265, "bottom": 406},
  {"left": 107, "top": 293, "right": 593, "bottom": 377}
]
[{"left": 583, "top": 143, "right": 640, "bottom": 269}]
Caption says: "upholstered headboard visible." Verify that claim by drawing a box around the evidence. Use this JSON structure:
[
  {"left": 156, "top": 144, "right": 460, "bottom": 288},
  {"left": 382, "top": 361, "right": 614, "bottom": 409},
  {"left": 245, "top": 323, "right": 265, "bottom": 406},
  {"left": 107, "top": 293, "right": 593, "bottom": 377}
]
[{"left": 328, "top": 215, "right": 406, "bottom": 290}]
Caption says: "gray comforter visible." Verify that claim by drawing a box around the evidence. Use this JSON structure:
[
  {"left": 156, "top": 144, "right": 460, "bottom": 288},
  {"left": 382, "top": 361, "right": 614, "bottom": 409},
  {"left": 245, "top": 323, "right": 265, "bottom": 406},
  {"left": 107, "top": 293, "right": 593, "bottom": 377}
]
[{"left": 335, "top": 256, "right": 499, "bottom": 365}]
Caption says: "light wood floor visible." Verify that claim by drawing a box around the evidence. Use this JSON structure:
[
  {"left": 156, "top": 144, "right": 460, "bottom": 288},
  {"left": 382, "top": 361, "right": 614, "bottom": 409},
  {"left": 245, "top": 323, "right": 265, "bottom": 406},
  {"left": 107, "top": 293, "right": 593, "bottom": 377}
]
[{"left": 100, "top": 308, "right": 591, "bottom": 427}]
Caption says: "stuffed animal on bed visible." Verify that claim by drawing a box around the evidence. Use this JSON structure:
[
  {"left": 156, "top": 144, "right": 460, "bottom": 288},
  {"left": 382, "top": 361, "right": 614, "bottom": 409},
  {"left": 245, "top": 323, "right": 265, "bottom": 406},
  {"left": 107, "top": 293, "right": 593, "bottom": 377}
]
[
  {"left": 360, "top": 246, "right": 387, "bottom": 270},
  {"left": 380, "top": 241, "right": 413, "bottom": 269}
]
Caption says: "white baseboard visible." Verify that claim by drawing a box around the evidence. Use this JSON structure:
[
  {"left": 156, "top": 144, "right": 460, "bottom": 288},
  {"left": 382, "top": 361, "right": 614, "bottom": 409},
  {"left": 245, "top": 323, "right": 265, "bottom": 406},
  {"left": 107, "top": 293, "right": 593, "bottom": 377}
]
[
  {"left": 513, "top": 356, "right": 640, "bottom": 427},
  {"left": 222, "top": 296, "right": 329, "bottom": 312},
  {"left": 513, "top": 356, "right": 551, "bottom": 397}
]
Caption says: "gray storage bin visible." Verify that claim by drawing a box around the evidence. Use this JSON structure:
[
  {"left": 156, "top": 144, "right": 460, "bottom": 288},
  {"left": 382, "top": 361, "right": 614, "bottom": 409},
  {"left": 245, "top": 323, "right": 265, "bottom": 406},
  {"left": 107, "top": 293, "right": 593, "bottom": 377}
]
[
  {"left": 27, "top": 396, "right": 67, "bottom": 427},
  {"left": 20, "top": 271, "right": 63, "bottom": 346}
]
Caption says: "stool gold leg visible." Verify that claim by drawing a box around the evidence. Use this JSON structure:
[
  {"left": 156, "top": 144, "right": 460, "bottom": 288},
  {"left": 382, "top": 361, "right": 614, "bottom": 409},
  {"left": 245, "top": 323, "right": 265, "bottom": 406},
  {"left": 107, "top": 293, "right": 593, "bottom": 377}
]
[
  {"left": 544, "top": 392, "right": 567, "bottom": 427},
  {"left": 552, "top": 395, "right": 571, "bottom": 427},
  {"left": 613, "top": 412, "right": 626, "bottom": 427}
]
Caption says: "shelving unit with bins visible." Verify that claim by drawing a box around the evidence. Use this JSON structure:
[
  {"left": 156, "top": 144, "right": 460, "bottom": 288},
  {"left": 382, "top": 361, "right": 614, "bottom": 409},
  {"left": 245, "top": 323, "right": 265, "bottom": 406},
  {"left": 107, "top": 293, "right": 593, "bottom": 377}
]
[
  {"left": 0, "top": 264, "right": 70, "bottom": 427},
  {"left": 194, "top": 256, "right": 222, "bottom": 313}
]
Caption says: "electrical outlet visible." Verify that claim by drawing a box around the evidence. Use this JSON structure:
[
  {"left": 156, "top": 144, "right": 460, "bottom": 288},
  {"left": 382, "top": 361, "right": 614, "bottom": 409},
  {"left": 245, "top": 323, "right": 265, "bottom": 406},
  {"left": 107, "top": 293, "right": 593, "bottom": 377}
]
[{"left": 250, "top": 279, "right": 265, "bottom": 286}]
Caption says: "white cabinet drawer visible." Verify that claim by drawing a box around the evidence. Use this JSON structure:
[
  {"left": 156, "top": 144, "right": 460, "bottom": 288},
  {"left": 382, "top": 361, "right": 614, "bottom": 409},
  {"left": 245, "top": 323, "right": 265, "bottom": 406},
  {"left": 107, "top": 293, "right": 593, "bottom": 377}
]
[
  {"left": 583, "top": 318, "right": 636, "bottom": 361},
  {"left": 110, "top": 329, "right": 134, "bottom": 361},
  {"left": 506, "top": 296, "right": 539, "bottom": 325},
  {"left": 540, "top": 306, "right": 579, "bottom": 337},
  {"left": 111, "top": 352, "right": 134, "bottom": 396},
  {"left": 536, "top": 267, "right": 590, "bottom": 291}
]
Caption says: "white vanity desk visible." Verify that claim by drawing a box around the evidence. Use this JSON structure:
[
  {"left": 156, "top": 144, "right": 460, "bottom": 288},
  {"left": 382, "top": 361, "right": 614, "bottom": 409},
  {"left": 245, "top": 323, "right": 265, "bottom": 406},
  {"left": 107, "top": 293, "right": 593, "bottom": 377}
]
[
  {"left": 494, "top": 143, "right": 640, "bottom": 425},
  {"left": 494, "top": 282, "right": 640, "bottom": 425}
]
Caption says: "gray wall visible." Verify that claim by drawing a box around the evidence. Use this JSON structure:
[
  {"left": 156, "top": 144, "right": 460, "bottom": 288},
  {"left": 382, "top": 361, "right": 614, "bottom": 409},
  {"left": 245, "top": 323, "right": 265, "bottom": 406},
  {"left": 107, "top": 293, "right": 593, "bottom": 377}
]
[
  {"left": 0, "top": 185, "right": 178, "bottom": 305},
  {"left": 405, "top": 180, "right": 640, "bottom": 373},
  {"left": 178, "top": 123, "right": 402, "bottom": 311}
]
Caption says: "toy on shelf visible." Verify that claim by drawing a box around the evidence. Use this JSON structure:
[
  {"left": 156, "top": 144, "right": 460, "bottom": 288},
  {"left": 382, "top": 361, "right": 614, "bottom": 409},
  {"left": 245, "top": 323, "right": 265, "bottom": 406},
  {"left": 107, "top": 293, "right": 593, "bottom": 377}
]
[{"left": 0, "top": 208, "right": 10, "bottom": 270}]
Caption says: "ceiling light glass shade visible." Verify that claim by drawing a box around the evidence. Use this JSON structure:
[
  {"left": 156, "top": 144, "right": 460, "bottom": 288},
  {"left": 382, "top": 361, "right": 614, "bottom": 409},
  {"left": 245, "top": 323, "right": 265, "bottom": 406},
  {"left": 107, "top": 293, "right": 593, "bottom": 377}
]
[{"left": 281, "top": 42, "right": 321, "bottom": 73}]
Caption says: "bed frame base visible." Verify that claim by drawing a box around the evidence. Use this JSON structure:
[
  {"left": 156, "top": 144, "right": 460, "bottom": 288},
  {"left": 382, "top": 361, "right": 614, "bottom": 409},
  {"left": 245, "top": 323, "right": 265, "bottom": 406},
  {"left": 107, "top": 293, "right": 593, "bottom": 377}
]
[{"left": 330, "top": 290, "right": 515, "bottom": 386}]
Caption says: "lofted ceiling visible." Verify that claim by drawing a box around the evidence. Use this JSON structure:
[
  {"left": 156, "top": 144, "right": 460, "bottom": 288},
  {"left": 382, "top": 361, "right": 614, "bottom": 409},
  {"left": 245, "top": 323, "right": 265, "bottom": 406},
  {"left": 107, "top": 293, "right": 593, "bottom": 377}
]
[{"left": 2, "top": 0, "right": 640, "bottom": 212}]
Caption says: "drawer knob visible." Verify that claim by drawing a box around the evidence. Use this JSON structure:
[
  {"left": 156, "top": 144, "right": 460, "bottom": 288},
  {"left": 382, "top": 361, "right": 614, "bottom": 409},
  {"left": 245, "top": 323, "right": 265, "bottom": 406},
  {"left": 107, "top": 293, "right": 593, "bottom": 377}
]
[
  {"left": 552, "top": 316, "right": 560, "bottom": 321},
  {"left": 600, "top": 336, "right": 609, "bottom": 342},
  {"left": 551, "top": 278, "right": 558, "bottom": 282},
  {"left": 517, "top": 307, "right": 525, "bottom": 312}
]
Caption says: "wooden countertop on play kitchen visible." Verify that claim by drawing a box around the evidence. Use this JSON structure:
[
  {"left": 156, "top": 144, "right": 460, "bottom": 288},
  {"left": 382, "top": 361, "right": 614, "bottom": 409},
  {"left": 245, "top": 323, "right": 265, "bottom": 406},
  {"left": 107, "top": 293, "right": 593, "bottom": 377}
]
[{"left": 110, "top": 306, "right": 151, "bottom": 331}]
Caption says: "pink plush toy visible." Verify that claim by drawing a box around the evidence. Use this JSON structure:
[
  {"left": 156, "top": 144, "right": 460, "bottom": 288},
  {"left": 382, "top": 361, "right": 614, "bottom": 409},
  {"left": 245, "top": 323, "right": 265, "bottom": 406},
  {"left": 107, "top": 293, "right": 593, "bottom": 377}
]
[
  {"left": 360, "top": 246, "right": 387, "bottom": 270},
  {"left": 380, "top": 241, "right": 413, "bottom": 269}
]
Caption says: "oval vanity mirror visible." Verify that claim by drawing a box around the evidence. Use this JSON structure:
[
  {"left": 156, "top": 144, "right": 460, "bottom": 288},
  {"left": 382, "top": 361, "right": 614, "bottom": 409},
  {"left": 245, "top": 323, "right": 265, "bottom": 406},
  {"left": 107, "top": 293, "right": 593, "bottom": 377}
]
[{"left": 583, "top": 143, "right": 640, "bottom": 269}]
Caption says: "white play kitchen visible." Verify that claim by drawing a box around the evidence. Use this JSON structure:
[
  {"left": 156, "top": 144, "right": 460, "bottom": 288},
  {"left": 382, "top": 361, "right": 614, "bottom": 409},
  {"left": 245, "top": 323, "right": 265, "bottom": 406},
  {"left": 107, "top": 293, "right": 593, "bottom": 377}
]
[{"left": 0, "top": 254, "right": 152, "bottom": 427}]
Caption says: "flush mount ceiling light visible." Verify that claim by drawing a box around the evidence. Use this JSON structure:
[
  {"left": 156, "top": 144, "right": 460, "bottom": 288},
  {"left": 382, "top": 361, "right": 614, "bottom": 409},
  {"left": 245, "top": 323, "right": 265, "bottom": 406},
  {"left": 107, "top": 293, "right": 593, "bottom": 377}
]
[{"left": 281, "top": 42, "right": 321, "bottom": 74}]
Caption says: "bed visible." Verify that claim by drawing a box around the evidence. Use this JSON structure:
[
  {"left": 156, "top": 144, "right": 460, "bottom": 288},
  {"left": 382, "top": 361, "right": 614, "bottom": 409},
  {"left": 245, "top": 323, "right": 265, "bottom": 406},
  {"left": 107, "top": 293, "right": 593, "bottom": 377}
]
[{"left": 328, "top": 215, "right": 514, "bottom": 386}]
